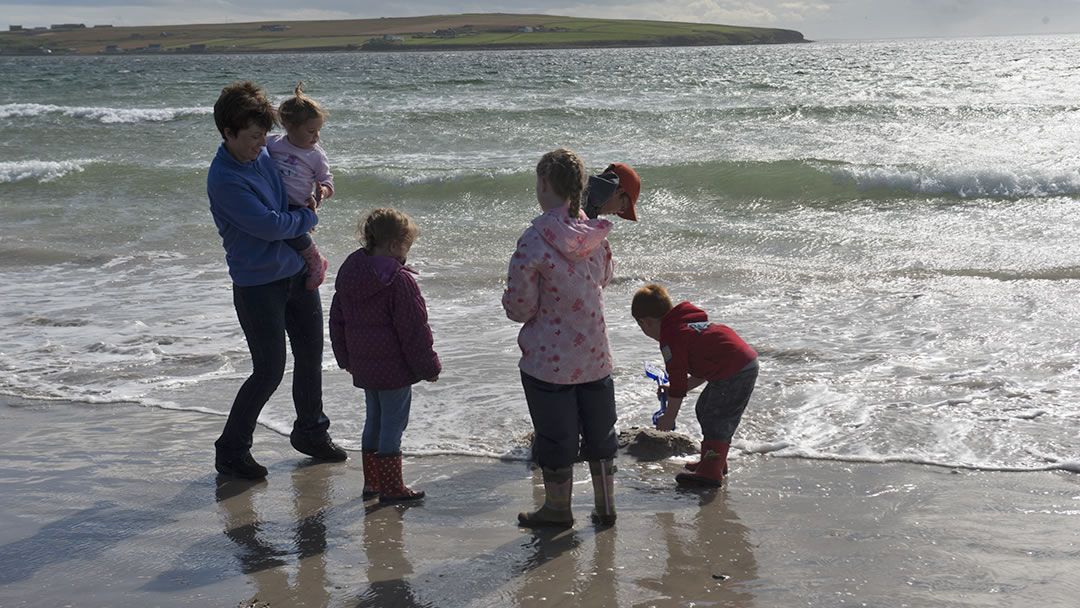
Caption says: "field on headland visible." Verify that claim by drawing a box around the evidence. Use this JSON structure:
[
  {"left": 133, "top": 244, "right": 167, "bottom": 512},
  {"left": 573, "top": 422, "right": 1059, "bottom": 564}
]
[{"left": 1, "top": 13, "right": 806, "bottom": 55}]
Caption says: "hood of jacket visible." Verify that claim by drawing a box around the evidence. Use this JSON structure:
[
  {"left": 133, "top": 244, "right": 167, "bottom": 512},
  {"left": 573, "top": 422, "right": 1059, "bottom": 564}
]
[
  {"left": 342, "top": 249, "right": 415, "bottom": 300},
  {"left": 531, "top": 207, "right": 612, "bottom": 261},
  {"left": 663, "top": 301, "right": 709, "bottom": 330}
]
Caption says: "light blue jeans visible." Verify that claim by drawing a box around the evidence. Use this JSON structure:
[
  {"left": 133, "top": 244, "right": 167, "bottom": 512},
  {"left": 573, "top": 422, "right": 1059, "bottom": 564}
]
[{"left": 362, "top": 386, "right": 412, "bottom": 455}]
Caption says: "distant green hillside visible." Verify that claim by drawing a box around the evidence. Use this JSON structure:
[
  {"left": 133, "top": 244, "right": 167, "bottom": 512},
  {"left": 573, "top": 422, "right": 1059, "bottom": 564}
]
[{"left": 0, "top": 13, "right": 806, "bottom": 55}]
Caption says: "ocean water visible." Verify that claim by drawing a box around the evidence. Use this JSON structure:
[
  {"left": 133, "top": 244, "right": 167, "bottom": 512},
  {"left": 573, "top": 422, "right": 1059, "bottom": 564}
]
[{"left": 2, "top": 36, "right": 1078, "bottom": 473}]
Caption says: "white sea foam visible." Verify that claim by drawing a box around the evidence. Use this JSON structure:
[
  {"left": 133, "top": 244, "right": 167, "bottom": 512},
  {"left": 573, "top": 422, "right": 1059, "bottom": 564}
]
[
  {"left": 337, "top": 162, "right": 521, "bottom": 185},
  {"left": 0, "top": 102, "right": 207, "bottom": 123},
  {"left": 0, "top": 159, "right": 94, "bottom": 183},
  {"left": 738, "top": 440, "right": 794, "bottom": 454},
  {"left": 836, "top": 164, "right": 1080, "bottom": 198}
]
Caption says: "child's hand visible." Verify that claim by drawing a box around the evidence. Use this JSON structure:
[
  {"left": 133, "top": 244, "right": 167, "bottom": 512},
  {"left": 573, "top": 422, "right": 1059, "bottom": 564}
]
[
  {"left": 654, "top": 410, "right": 677, "bottom": 432},
  {"left": 426, "top": 374, "right": 439, "bottom": 383},
  {"left": 315, "top": 184, "right": 330, "bottom": 202}
]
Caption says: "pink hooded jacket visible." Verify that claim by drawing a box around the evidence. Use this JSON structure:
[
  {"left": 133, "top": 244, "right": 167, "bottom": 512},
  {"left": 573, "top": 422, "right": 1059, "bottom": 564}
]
[
  {"left": 502, "top": 207, "right": 614, "bottom": 385},
  {"left": 266, "top": 134, "right": 334, "bottom": 207}
]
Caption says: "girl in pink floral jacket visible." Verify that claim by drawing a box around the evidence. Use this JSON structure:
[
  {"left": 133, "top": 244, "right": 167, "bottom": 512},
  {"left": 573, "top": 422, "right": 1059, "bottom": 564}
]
[{"left": 502, "top": 148, "right": 618, "bottom": 528}]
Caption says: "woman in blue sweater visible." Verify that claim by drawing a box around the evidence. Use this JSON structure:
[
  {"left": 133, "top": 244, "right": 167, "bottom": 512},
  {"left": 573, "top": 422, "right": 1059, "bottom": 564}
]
[{"left": 207, "top": 81, "right": 346, "bottom": 479}]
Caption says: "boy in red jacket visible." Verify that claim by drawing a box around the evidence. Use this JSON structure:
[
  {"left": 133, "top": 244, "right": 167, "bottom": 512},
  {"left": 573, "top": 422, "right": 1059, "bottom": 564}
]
[{"left": 631, "top": 284, "right": 758, "bottom": 487}]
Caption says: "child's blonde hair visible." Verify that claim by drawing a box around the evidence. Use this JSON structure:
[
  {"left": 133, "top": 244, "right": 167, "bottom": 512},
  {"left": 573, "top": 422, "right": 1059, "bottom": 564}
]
[
  {"left": 537, "top": 148, "right": 587, "bottom": 218},
  {"left": 358, "top": 208, "right": 419, "bottom": 254},
  {"left": 631, "top": 284, "right": 674, "bottom": 320},
  {"left": 278, "top": 82, "right": 328, "bottom": 127}
]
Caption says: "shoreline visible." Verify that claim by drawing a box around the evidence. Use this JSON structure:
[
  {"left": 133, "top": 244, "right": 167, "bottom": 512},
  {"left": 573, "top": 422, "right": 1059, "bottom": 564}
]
[
  {"left": 0, "top": 39, "right": 812, "bottom": 58},
  {"left": 1, "top": 398, "right": 1077, "bottom": 607}
]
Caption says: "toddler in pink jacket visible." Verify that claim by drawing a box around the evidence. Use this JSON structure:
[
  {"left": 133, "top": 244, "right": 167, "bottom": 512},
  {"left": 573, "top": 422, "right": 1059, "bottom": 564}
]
[
  {"left": 502, "top": 148, "right": 617, "bottom": 528},
  {"left": 267, "top": 82, "right": 333, "bottom": 290}
]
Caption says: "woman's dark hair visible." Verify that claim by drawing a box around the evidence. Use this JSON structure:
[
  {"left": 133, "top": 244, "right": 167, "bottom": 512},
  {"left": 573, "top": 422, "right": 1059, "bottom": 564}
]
[{"left": 213, "top": 80, "right": 277, "bottom": 138}]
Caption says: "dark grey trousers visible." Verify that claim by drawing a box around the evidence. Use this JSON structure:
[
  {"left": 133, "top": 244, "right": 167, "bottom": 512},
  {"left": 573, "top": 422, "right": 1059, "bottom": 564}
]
[
  {"left": 521, "top": 371, "right": 618, "bottom": 468},
  {"left": 696, "top": 361, "right": 758, "bottom": 444}
]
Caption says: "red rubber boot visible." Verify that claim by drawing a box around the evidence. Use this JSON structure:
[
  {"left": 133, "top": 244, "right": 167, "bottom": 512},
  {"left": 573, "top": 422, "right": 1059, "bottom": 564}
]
[
  {"left": 361, "top": 450, "right": 379, "bottom": 499},
  {"left": 376, "top": 452, "right": 424, "bottom": 503},
  {"left": 676, "top": 441, "right": 728, "bottom": 487},
  {"left": 684, "top": 441, "right": 728, "bottom": 475},
  {"left": 684, "top": 441, "right": 705, "bottom": 472}
]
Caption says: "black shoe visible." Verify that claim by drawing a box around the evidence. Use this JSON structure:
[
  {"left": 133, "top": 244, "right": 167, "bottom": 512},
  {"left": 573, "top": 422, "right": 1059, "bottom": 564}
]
[
  {"left": 291, "top": 437, "right": 348, "bottom": 462},
  {"left": 216, "top": 453, "right": 268, "bottom": 480}
]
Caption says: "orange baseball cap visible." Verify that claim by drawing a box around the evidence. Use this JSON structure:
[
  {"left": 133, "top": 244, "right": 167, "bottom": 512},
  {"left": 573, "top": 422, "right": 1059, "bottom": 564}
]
[{"left": 605, "top": 163, "right": 640, "bottom": 221}]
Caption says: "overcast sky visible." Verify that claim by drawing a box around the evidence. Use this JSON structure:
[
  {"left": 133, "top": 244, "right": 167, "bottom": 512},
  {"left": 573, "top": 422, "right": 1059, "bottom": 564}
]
[{"left": 4, "top": 1, "right": 1080, "bottom": 41}]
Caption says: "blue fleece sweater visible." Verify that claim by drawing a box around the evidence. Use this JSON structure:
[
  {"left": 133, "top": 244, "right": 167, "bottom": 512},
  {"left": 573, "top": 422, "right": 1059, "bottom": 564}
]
[{"left": 207, "top": 143, "right": 318, "bottom": 287}]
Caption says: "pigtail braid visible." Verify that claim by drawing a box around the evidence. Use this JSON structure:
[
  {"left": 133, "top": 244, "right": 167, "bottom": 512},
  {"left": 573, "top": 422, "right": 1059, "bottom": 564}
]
[{"left": 537, "top": 148, "right": 587, "bottom": 217}]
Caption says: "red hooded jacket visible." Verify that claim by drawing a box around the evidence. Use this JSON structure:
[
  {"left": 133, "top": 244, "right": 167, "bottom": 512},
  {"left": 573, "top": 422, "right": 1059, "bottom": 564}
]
[
  {"left": 329, "top": 249, "right": 441, "bottom": 390},
  {"left": 660, "top": 302, "right": 757, "bottom": 399}
]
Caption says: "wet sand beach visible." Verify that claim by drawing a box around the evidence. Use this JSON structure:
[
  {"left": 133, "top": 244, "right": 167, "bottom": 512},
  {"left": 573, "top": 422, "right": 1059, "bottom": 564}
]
[{"left": 1, "top": 398, "right": 1077, "bottom": 608}]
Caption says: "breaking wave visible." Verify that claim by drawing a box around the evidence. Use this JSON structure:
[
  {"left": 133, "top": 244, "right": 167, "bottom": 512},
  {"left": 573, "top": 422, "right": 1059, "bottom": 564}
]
[{"left": 0, "top": 102, "right": 207, "bottom": 123}]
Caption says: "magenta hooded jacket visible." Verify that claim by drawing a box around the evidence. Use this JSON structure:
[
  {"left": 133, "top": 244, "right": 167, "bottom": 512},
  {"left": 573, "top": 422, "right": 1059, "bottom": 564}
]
[
  {"left": 329, "top": 249, "right": 441, "bottom": 390},
  {"left": 502, "top": 207, "right": 614, "bottom": 385}
]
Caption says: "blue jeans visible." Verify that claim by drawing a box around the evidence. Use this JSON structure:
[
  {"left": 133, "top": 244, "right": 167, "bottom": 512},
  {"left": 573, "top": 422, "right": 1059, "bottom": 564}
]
[
  {"left": 215, "top": 270, "right": 331, "bottom": 461},
  {"left": 362, "top": 386, "right": 412, "bottom": 455}
]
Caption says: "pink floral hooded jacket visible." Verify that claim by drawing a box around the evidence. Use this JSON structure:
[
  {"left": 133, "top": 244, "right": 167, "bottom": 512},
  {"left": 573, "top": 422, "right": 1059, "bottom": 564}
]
[{"left": 502, "top": 207, "right": 614, "bottom": 385}]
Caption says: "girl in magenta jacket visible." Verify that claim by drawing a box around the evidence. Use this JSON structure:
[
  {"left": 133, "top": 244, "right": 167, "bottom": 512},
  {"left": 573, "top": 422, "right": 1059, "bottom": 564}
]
[
  {"left": 502, "top": 148, "right": 617, "bottom": 528},
  {"left": 330, "top": 207, "right": 440, "bottom": 503}
]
